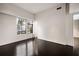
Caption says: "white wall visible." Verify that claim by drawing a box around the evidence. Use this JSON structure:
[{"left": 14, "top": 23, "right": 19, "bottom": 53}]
[
  {"left": 73, "top": 20, "right": 79, "bottom": 37},
  {"left": 69, "top": 3, "right": 79, "bottom": 46},
  {"left": 0, "top": 13, "right": 34, "bottom": 46},
  {"left": 0, "top": 13, "right": 16, "bottom": 45},
  {"left": 0, "top": 4, "right": 34, "bottom": 46},
  {"left": 65, "top": 14, "right": 73, "bottom": 46},
  {"left": 69, "top": 3, "right": 79, "bottom": 14},
  {"left": 34, "top": 4, "right": 73, "bottom": 46},
  {"left": 70, "top": 4, "right": 79, "bottom": 37},
  {"left": 0, "top": 3, "right": 73, "bottom": 46}
]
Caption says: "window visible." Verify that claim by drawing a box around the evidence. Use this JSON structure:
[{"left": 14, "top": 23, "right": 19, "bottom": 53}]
[
  {"left": 17, "top": 17, "right": 33, "bottom": 35},
  {"left": 17, "top": 17, "right": 26, "bottom": 34},
  {"left": 27, "top": 21, "right": 33, "bottom": 34}
]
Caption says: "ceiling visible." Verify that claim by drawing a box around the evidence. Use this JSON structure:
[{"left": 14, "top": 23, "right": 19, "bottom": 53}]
[{"left": 14, "top": 3, "right": 58, "bottom": 14}]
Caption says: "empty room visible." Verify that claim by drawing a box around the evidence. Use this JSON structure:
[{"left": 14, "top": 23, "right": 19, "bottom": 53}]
[{"left": 0, "top": 3, "right": 79, "bottom": 56}]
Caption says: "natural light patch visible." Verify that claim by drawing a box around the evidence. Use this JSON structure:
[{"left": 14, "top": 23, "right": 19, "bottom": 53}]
[{"left": 73, "top": 14, "right": 79, "bottom": 20}]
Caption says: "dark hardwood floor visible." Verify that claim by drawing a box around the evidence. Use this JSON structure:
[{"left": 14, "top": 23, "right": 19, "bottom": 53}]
[
  {"left": 37, "top": 39, "right": 73, "bottom": 56},
  {"left": 73, "top": 37, "right": 79, "bottom": 56},
  {"left": 0, "top": 38, "right": 35, "bottom": 56},
  {"left": 0, "top": 38, "right": 73, "bottom": 56}
]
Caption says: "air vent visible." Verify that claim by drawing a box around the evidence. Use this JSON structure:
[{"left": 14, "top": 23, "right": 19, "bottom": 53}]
[{"left": 57, "top": 7, "right": 62, "bottom": 10}]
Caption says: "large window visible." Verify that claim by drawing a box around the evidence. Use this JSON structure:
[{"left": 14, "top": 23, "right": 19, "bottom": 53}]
[
  {"left": 17, "top": 17, "right": 33, "bottom": 35},
  {"left": 17, "top": 17, "right": 26, "bottom": 34}
]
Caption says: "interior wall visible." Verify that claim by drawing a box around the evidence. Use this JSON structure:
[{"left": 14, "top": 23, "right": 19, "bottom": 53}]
[
  {"left": 69, "top": 3, "right": 79, "bottom": 14},
  {"left": 73, "top": 20, "right": 79, "bottom": 37},
  {"left": 0, "top": 3, "right": 73, "bottom": 46},
  {"left": 0, "top": 13, "right": 16, "bottom": 46},
  {"left": 65, "top": 14, "right": 73, "bottom": 46},
  {"left": 69, "top": 3, "right": 79, "bottom": 46},
  {"left": 69, "top": 4, "right": 79, "bottom": 38},
  {"left": 0, "top": 4, "right": 34, "bottom": 46},
  {"left": 34, "top": 3, "right": 73, "bottom": 46}
]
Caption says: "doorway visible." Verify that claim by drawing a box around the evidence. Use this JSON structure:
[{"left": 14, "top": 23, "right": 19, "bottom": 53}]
[{"left": 73, "top": 14, "right": 79, "bottom": 55}]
